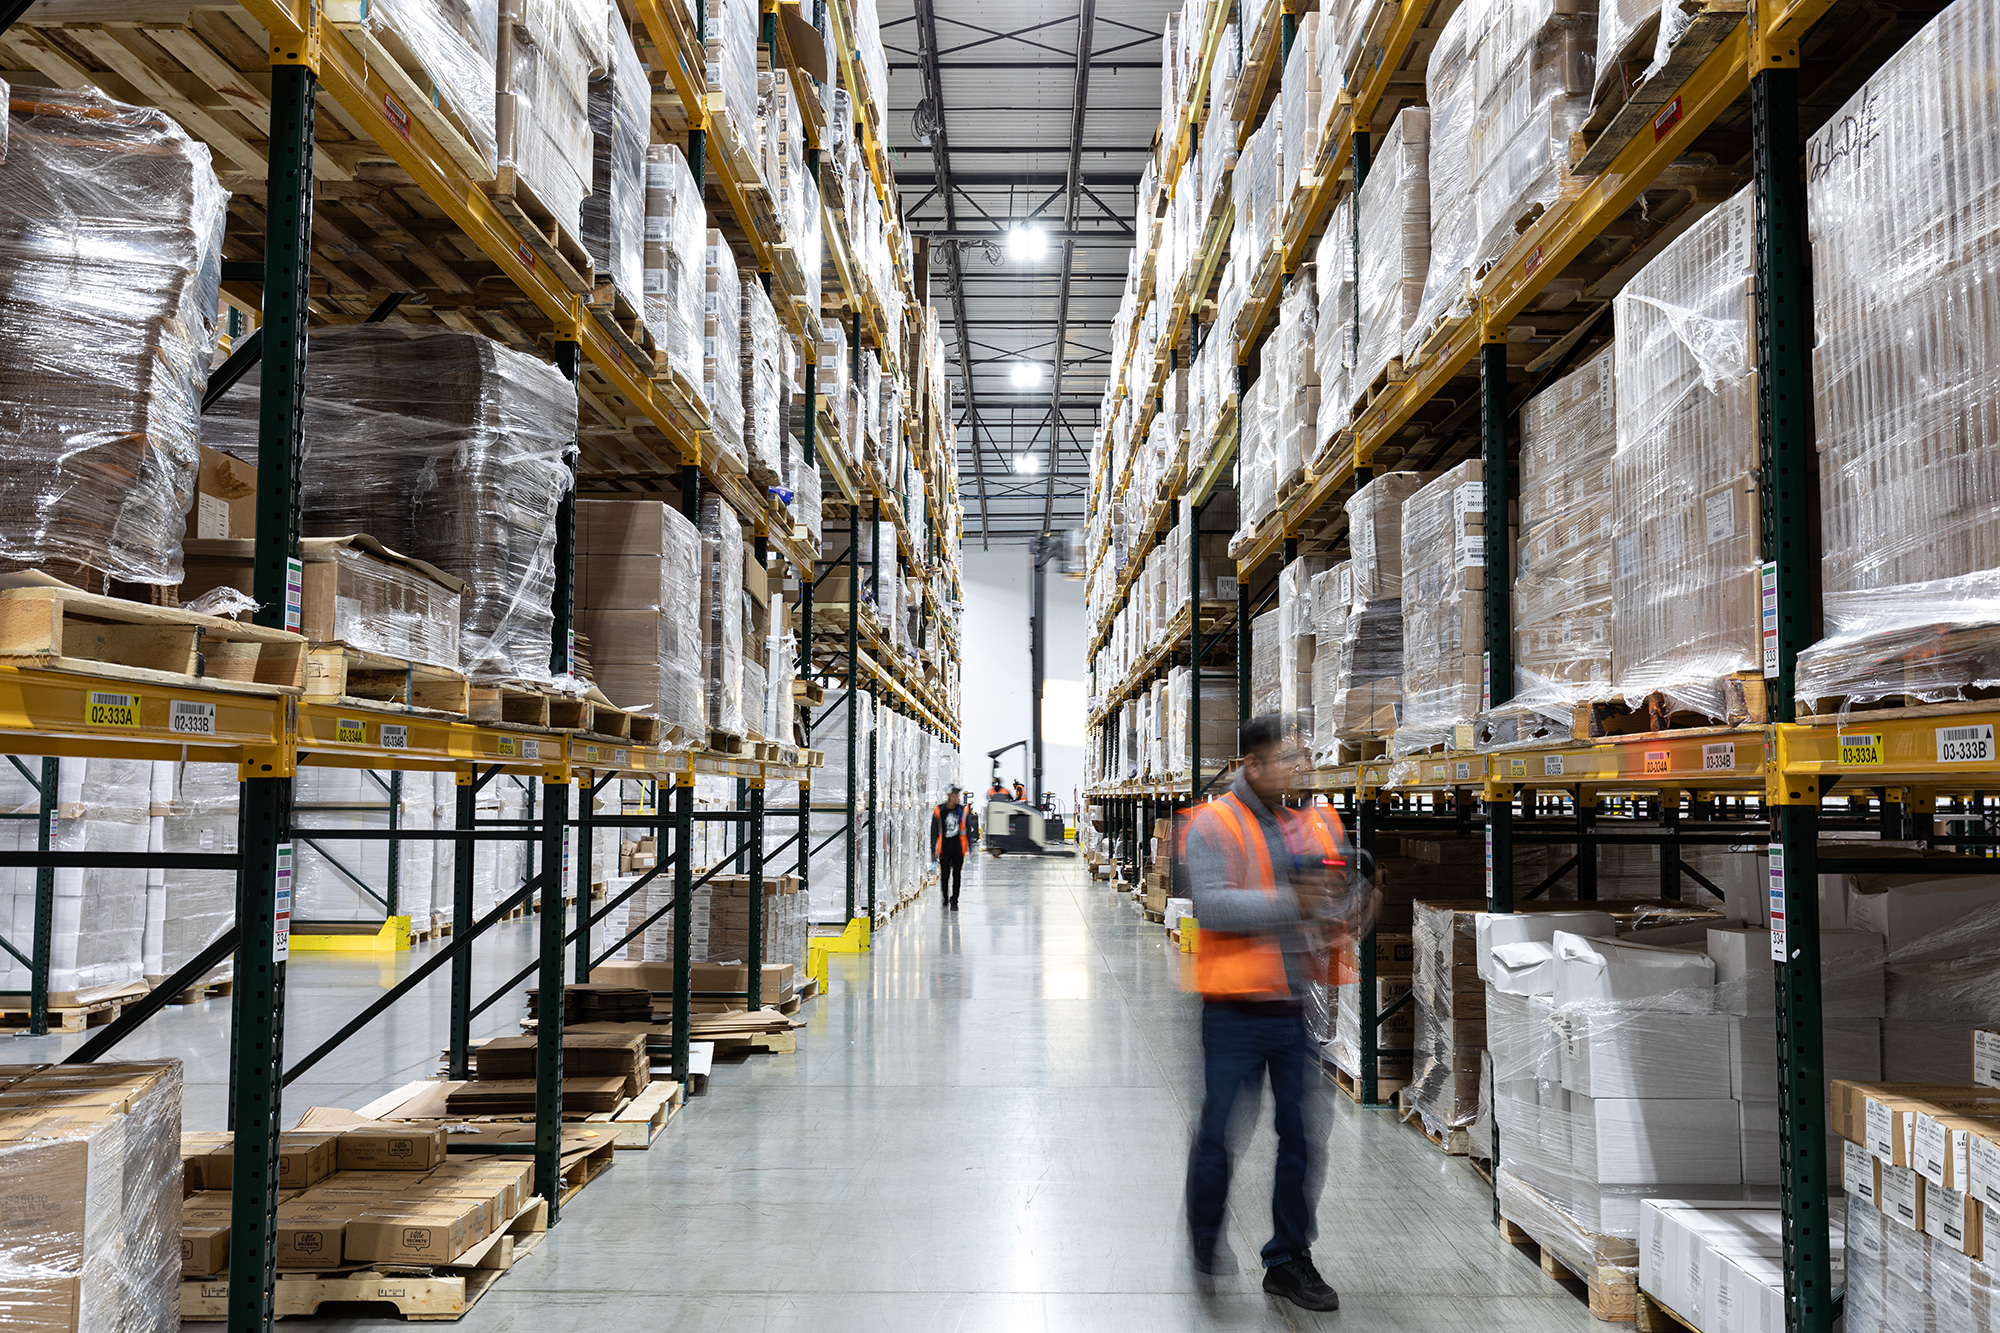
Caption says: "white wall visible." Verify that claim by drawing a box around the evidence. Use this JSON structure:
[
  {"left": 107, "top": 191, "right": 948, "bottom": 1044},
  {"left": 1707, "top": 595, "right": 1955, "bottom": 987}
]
[{"left": 959, "top": 543, "right": 1088, "bottom": 815}]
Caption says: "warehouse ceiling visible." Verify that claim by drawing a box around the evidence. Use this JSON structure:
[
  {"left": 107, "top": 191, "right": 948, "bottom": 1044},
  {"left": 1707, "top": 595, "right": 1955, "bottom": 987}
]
[{"left": 881, "top": 0, "right": 1171, "bottom": 547}]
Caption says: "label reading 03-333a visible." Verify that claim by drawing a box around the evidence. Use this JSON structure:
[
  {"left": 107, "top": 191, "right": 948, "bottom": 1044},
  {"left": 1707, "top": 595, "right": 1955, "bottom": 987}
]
[
  {"left": 169, "top": 700, "right": 216, "bottom": 735},
  {"left": 86, "top": 690, "right": 141, "bottom": 728},
  {"left": 1840, "top": 733, "right": 1884, "bottom": 766},
  {"left": 1937, "top": 724, "right": 1996, "bottom": 764}
]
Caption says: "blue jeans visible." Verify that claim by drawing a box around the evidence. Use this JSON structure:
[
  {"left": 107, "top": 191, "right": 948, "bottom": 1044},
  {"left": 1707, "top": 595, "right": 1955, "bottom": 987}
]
[{"left": 1185, "top": 1002, "right": 1316, "bottom": 1268}]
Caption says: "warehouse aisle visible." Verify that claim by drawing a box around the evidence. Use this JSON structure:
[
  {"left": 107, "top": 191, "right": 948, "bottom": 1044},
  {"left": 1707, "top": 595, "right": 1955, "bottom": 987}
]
[{"left": 409, "top": 854, "right": 1599, "bottom": 1333}]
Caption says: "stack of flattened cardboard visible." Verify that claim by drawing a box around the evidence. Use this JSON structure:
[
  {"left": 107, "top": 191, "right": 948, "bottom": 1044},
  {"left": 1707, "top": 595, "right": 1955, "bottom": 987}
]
[
  {"left": 523, "top": 983, "right": 652, "bottom": 1024},
  {"left": 443, "top": 1078, "right": 626, "bottom": 1116},
  {"left": 471, "top": 1033, "right": 649, "bottom": 1096}
]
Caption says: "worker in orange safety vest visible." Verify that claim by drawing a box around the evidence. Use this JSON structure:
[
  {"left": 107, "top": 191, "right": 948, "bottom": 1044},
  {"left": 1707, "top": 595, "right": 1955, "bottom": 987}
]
[
  {"left": 1180, "top": 713, "right": 1377, "bottom": 1312},
  {"left": 929, "top": 786, "right": 976, "bottom": 910}
]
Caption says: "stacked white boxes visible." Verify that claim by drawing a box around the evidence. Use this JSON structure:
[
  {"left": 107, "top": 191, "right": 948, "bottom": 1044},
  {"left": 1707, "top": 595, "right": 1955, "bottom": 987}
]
[
  {"left": 496, "top": 0, "right": 602, "bottom": 238},
  {"left": 1396, "top": 459, "right": 1489, "bottom": 753},
  {"left": 1353, "top": 108, "right": 1430, "bottom": 401}
]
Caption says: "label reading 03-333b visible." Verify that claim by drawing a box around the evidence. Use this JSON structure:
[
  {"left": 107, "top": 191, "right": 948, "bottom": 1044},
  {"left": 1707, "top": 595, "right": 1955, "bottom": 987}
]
[
  {"left": 86, "top": 690, "right": 141, "bottom": 728},
  {"left": 1938, "top": 724, "right": 1996, "bottom": 764}
]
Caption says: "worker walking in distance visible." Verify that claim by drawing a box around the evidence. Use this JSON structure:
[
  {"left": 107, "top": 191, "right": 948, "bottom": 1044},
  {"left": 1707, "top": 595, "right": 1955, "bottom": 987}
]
[
  {"left": 987, "top": 778, "right": 1007, "bottom": 800},
  {"left": 1011, "top": 779, "right": 1027, "bottom": 803},
  {"left": 930, "top": 786, "right": 975, "bottom": 910},
  {"left": 1181, "top": 714, "right": 1377, "bottom": 1313}
]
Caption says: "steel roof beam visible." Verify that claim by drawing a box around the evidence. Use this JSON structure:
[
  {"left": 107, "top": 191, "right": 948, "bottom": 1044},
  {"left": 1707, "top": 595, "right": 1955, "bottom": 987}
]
[{"left": 1043, "top": 0, "right": 1095, "bottom": 535}]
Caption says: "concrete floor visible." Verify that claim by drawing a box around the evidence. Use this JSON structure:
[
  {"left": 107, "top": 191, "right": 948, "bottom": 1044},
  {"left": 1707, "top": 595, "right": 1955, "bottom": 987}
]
[{"left": 7, "top": 851, "right": 1599, "bottom": 1330}]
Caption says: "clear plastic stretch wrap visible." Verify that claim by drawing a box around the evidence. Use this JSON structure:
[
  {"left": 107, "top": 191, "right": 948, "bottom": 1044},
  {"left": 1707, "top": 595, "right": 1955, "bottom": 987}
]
[
  {"left": 1411, "top": 0, "right": 1478, "bottom": 361},
  {"left": 1798, "top": 0, "right": 2000, "bottom": 713},
  {"left": 704, "top": 232, "right": 747, "bottom": 468},
  {"left": 1469, "top": 0, "right": 1594, "bottom": 271},
  {"left": 497, "top": 0, "right": 600, "bottom": 237},
  {"left": 1840, "top": 1202, "right": 1999, "bottom": 1333},
  {"left": 0, "top": 87, "right": 225, "bottom": 585},
  {"left": 706, "top": 0, "right": 758, "bottom": 143},
  {"left": 1235, "top": 373, "right": 1277, "bottom": 547},
  {"left": 583, "top": 11, "right": 648, "bottom": 311},
  {"left": 204, "top": 325, "right": 577, "bottom": 686},
  {"left": 155, "top": 762, "right": 237, "bottom": 986},
  {"left": 1611, "top": 187, "right": 1758, "bottom": 719},
  {"left": 577, "top": 500, "right": 707, "bottom": 742},
  {"left": 644, "top": 145, "right": 705, "bottom": 391},
  {"left": 1594, "top": 0, "right": 1662, "bottom": 106},
  {"left": 1236, "top": 112, "right": 1282, "bottom": 272},
  {"left": 783, "top": 435, "right": 822, "bottom": 541},
  {"left": 1397, "top": 460, "right": 1488, "bottom": 752},
  {"left": 1354, "top": 108, "right": 1430, "bottom": 397},
  {"left": 700, "top": 495, "right": 745, "bottom": 736},
  {"left": 1309, "top": 563, "right": 1354, "bottom": 764},
  {"left": 740, "top": 277, "right": 783, "bottom": 478},
  {"left": 0, "top": 1060, "right": 183, "bottom": 1332},
  {"left": 1514, "top": 347, "right": 1616, "bottom": 705},
  {"left": 1273, "top": 270, "right": 1319, "bottom": 489},
  {"left": 1277, "top": 555, "right": 1332, "bottom": 734},
  {"left": 1328, "top": 473, "right": 1422, "bottom": 739},
  {"left": 1314, "top": 197, "right": 1356, "bottom": 454},
  {"left": 1280, "top": 13, "right": 1322, "bottom": 206},
  {"left": 0, "top": 758, "right": 150, "bottom": 1001}
]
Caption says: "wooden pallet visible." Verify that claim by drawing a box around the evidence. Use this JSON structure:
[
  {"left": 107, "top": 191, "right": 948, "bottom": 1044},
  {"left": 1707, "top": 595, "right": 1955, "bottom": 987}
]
[
  {"left": 483, "top": 166, "right": 594, "bottom": 297},
  {"left": 549, "top": 697, "right": 634, "bottom": 740},
  {"left": 1499, "top": 1213, "right": 1639, "bottom": 1323},
  {"left": 707, "top": 728, "right": 746, "bottom": 755},
  {"left": 1325, "top": 1062, "right": 1411, "bottom": 1106},
  {"left": 0, "top": 583, "right": 306, "bottom": 693},
  {"left": 467, "top": 685, "right": 553, "bottom": 728},
  {"left": 1574, "top": 675, "right": 1766, "bottom": 738},
  {"left": 325, "top": 0, "right": 500, "bottom": 181},
  {"left": 0, "top": 987, "right": 148, "bottom": 1034},
  {"left": 585, "top": 281, "right": 658, "bottom": 376},
  {"left": 181, "top": 1196, "right": 548, "bottom": 1322},
  {"left": 557, "top": 1138, "right": 616, "bottom": 1204},
  {"left": 627, "top": 715, "right": 664, "bottom": 747},
  {"left": 706, "top": 1027, "right": 798, "bottom": 1055},
  {"left": 166, "top": 977, "right": 234, "bottom": 1006},
  {"left": 1350, "top": 360, "right": 1409, "bottom": 421},
  {"left": 1569, "top": 0, "right": 1748, "bottom": 177},
  {"left": 1396, "top": 1092, "right": 1472, "bottom": 1155},
  {"left": 1634, "top": 1291, "right": 1698, "bottom": 1333},
  {"left": 306, "top": 647, "right": 470, "bottom": 715},
  {"left": 584, "top": 1078, "right": 681, "bottom": 1148}
]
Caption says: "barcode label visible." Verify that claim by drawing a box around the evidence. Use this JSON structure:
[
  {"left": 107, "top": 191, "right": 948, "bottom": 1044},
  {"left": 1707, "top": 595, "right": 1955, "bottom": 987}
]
[
  {"left": 1543, "top": 754, "right": 1564, "bottom": 776},
  {"left": 1937, "top": 724, "right": 1995, "bottom": 764},
  {"left": 274, "top": 844, "right": 293, "bottom": 963},
  {"left": 1839, "top": 733, "right": 1882, "bottom": 766},
  {"left": 497, "top": 737, "right": 518, "bottom": 757},
  {"left": 1768, "top": 843, "right": 1787, "bottom": 961},
  {"left": 381, "top": 724, "right": 408, "bottom": 749},
  {"left": 85, "top": 691, "right": 141, "bottom": 728},
  {"left": 1454, "top": 761, "right": 1472, "bottom": 782},
  {"left": 1644, "top": 750, "right": 1669, "bottom": 774},
  {"left": 522, "top": 739, "right": 540, "bottom": 761},
  {"left": 614, "top": 749, "right": 629, "bottom": 766},
  {"left": 335, "top": 717, "right": 366, "bottom": 744},
  {"left": 169, "top": 700, "right": 216, "bottom": 735},
  {"left": 1702, "top": 742, "right": 1735, "bottom": 771}
]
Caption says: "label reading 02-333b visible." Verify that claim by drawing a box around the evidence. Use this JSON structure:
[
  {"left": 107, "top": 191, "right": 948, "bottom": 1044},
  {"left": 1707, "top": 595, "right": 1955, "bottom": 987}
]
[{"left": 169, "top": 700, "right": 216, "bottom": 735}]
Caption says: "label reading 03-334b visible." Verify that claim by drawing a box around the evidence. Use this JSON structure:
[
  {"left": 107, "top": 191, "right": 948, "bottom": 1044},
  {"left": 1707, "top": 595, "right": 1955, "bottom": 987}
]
[
  {"left": 86, "top": 690, "right": 141, "bottom": 728},
  {"left": 1702, "top": 742, "right": 1735, "bottom": 772}
]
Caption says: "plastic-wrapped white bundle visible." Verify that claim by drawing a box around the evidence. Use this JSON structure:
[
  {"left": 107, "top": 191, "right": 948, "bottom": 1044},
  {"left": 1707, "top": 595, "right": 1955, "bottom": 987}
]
[
  {"left": 706, "top": 0, "right": 759, "bottom": 158},
  {"left": 644, "top": 145, "right": 705, "bottom": 390},
  {"left": 0, "top": 757, "right": 150, "bottom": 1001},
  {"left": 700, "top": 495, "right": 745, "bottom": 736},
  {"left": 1280, "top": 12, "right": 1323, "bottom": 206},
  {"left": 704, "top": 231, "right": 747, "bottom": 469},
  {"left": 1513, "top": 347, "right": 1616, "bottom": 705},
  {"left": 0, "top": 87, "right": 224, "bottom": 585},
  {"left": 1314, "top": 196, "right": 1356, "bottom": 455},
  {"left": 497, "top": 0, "right": 601, "bottom": 237},
  {"left": 1331, "top": 473, "right": 1422, "bottom": 738},
  {"left": 740, "top": 278, "right": 784, "bottom": 478},
  {"left": 153, "top": 762, "right": 236, "bottom": 985},
  {"left": 1277, "top": 555, "right": 1332, "bottom": 732},
  {"left": 1234, "top": 372, "right": 1277, "bottom": 548},
  {"left": 578, "top": 500, "right": 707, "bottom": 742},
  {"left": 1273, "top": 269, "right": 1319, "bottom": 486},
  {"left": 1396, "top": 460, "right": 1488, "bottom": 753},
  {"left": 1594, "top": 0, "right": 1662, "bottom": 107},
  {"left": 1310, "top": 563, "right": 1354, "bottom": 763},
  {"left": 204, "top": 325, "right": 577, "bottom": 685},
  {"left": 1410, "top": 0, "right": 1478, "bottom": 361},
  {"left": 1354, "top": 108, "right": 1431, "bottom": 397},
  {"left": 1236, "top": 112, "right": 1283, "bottom": 269},
  {"left": 0, "top": 1060, "right": 183, "bottom": 1332},
  {"left": 583, "top": 10, "right": 648, "bottom": 312},
  {"left": 1469, "top": 0, "right": 1595, "bottom": 270},
  {"left": 1611, "top": 187, "right": 1758, "bottom": 719},
  {"left": 1798, "top": 0, "right": 2000, "bottom": 713}
]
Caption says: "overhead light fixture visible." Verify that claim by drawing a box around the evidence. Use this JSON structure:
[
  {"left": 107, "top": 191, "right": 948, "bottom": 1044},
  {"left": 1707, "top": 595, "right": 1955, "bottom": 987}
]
[
  {"left": 1011, "top": 361, "right": 1043, "bottom": 389},
  {"left": 1012, "top": 452, "right": 1043, "bottom": 475},
  {"left": 1006, "top": 223, "right": 1048, "bottom": 263}
]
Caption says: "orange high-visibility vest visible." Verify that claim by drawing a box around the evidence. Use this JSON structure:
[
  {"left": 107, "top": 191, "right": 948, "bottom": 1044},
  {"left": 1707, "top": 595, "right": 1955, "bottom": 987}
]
[
  {"left": 934, "top": 804, "right": 969, "bottom": 857},
  {"left": 1191, "top": 794, "right": 1351, "bottom": 998}
]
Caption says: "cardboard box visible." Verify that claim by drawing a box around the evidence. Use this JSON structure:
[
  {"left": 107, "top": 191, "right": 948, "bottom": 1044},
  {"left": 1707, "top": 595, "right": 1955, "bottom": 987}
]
[
  {"left": 277, "top": 1132, "right": 340, "bottom": 1190},
  {"left": 344, "top": 1207, "right": 474, "bottom": 1264},
  {"left": 591, "top": 959, "right": 794, "bottom": 1000},
  {"left": 336, "top": 1125, "right": 447, "bottom": 1173},
  {"left": 1844, "top": 1139, "right": 1880, "bottom": 1207},
  {"left": 0, "top": 1272, "right": 83, "bottom": 1333},
  {"left": 273, "top": 1208, "right": 349, "bottom": 1270},
  {"left": 1977, "top": 1029, "right": 2000, "bottom": 1089},
  {"left": 186, "top": 445, "right": 258, "bottom": 540},
  {"left": 181, "top": 1210, "right": 230, "bottom": 1277},
  {"left": 0, "top": 1132, "right": 118, "bottom": 1268}
]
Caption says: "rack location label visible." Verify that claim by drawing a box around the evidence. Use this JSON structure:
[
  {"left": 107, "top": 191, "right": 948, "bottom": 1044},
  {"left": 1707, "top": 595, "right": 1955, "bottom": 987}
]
[
  {"left": 335, "top": 718, "right": 366, "bottom": 744},
  {"left": 274, "top": 843, "right": 293, "bottom": 963},
  {"left": 1543, "top": 754, "right": 1564, "bottom": 776},
  {"left": 86, "top": 691, "right": 141, "bottom": 728},
  {"left": 170, "top": 700, "right": 216, "bottom": 735},
  {"left": 1937, "top": 724, "right": 1995, "bottom": 764},
  {"left": 1768, "top": 844, "right": 1786, "bottom": 961},
  {"left": 381, "top": 724, "right": 408, "bottom": 749},
  {"left": 1702, "top": 743, "right": 1735, "bottom": 771},
  {"left": 1839, "top": 733, "right": 1883, "bottom": 766}
]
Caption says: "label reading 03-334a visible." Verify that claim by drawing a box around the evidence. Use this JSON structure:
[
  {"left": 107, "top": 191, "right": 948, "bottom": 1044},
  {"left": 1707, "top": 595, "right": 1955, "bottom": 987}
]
[
  {"left": 86, "top": 690, "right": 141, "bottom": 728},
  {"left": 1937, "top": 724, "right": 1996, "bottom": 764},
  {"left": 169, "top": 700, "right": 216, "bottom": 735}
]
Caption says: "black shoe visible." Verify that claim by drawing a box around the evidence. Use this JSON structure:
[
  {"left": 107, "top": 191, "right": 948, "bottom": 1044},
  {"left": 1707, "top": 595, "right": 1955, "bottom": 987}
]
[
  {"left": 949, "top": 901, "right": 960, "bottom": 911},
  {"left": 1263, "top": 1256, "right": 1338, "bottom": 1312},
  {"left": 1191, "top": 1238, "right": 1238, "bottom": 1276}
]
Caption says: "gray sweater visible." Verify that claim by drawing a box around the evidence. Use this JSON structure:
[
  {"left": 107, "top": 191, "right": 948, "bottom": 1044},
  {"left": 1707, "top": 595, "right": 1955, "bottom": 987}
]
[{"left": 1183, "top": 769, "right": 1331, "bottom": 999}]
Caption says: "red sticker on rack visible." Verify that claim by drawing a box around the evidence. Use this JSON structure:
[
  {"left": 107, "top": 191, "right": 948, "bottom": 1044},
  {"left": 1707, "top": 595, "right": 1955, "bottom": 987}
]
[
  {"left": 517, "top": 243, "right": 536, "bottom": 271},
  {"left": 382, "top": 93, "right": 411, "bottom": 139},
  {"left": 1524, "top": 243, "right": 1545, "bottom": 277},
  {"left": 1654, "top": 96, "right": 1683, "bottom": 142}
]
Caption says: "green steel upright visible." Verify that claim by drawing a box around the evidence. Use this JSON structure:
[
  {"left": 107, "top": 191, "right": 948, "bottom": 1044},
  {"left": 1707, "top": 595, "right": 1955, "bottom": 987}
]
[
  {"left": 230, "top": 53, "right": 314, "bottom": 1333},
  {"left": 676, "top": 465, "right": 702, "bottom": 1083},
  {"left": 449, "top": 774, "right": 477, "bottom": 1077},
  {"left": 845, "top": 492, "right": 860, "bottom": 923}
]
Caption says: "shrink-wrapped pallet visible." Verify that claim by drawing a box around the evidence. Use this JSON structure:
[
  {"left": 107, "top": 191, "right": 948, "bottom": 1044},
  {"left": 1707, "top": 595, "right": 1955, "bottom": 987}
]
[
  {"left": 1514, "top": 347, "right": 1616, "bottom": 704},
  {"left": 153, "top": 762, "right": 237, "bottom": 987},
  {"left": 706, "top": 0, "right": 759, "bottom": 167},
  {"left": 1249, "top": 606, "right": 1282, "bottom": 720},
  {"left": 1236, "top": 112, "right": 1283, "bottom": 275},
  {"left": 496, "top": 0, "right": 601, "bottom": 238},
  {"left": 1272, "top": 271, "right": 1320, "bottom": 490},
  {"left": 1354, "top": 109, "right": 1431, "bottom": 401},
  {"left": 0, "top": 87, "right": 224, "bottom": 585},
  {"left": 740, "top": 278, "right": 784, "bottom": 479},
  {"left": 1314, "top": 197, "right": 1357, "bottom": 455},
  {"left": 1280, "top": 12, "right": 1323, "bottom": 205},
  {"left": 0, "top": 1060, "right": 183, "bottom": 1332},
  {"left": 1329, "top": 473, "right": 1423, "bottom": 738},
  {"left": 1278, "top": 555, "right": 1334, "bottom": 732},
  {"left": 1610, "top": 188, "right": 1758, "bottom": 719},
  {"left": 1594, "top": 0, "right": 1661, "bottom": 106},
  {"left": 583, "top": 10, "right": 648, "bottom": 314},
  {"left": 1410, "top": 1, "right": 1478, "bottom": 360},
  {"left": 1798, "top": 0, "right": 2000, "bottom": 712},
  {"left": 577, "top": 500, "right": 707, "bottom": 742},
  {"left": 1234, "top": 373, "right": 1278, "bottom": 547},
  {"left": 1397, "top": 459, "right": 1488, "bottom": 752},
  {"left": 700, "top": 495, "right": 745, "bottom": 737},
  {"left": 0, "top": 757, "right": 151, "bottom": 1001},
  {"left": 1310, "top": 563, "right": 1354, "bottom": 763},
  {"left": 644, "top": 145, "right": 705, "bottom": 391},
  {"left": 205, "top": 325, "right": 577, "bottom": 685},
  {"left": 705, "top": 232, "right": 747, "bottom": 469},
  {"left": 1469, "top": 0, "right": 1594, "bottom": 270}
]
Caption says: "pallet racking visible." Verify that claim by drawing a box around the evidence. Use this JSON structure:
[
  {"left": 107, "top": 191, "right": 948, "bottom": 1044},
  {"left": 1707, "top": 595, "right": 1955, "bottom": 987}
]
[
  {"left": 1083, "top": 0, "right": 1991, "bottom": 1326},
  {"left": 0, "top": 0, "right": 960, "bottom": 1325}
]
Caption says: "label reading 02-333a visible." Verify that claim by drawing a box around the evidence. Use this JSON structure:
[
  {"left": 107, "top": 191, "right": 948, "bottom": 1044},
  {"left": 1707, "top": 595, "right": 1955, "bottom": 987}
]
[
  {"left": 86, "top": 690, "right": 141, "bottom": 728},
  {"left": 1938, "top": 724, "right": 1996, "bottom": 764}
]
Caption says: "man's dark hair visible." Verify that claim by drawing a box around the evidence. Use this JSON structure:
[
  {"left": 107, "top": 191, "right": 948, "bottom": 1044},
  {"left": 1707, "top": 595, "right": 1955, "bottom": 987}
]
[{"left": 1239, "top": 713, "right": 1287, "bottom": 758}]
